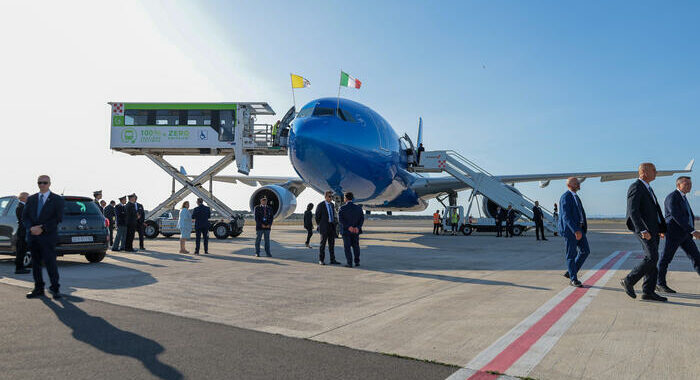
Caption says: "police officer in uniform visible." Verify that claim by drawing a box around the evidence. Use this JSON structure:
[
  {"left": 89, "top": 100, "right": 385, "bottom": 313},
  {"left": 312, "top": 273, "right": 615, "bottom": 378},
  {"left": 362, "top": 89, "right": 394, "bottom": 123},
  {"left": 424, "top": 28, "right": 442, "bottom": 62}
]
[{"left": 94, "top": 190, "right": 104, "bottom": 214}]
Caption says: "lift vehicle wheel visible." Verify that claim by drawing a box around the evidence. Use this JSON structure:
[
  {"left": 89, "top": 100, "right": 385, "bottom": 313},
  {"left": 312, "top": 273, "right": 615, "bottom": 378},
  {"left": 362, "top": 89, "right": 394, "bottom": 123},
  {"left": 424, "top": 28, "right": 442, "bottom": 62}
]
[
  {"left": 512, "top": 225, "right": 524, "bottom": 236},
  {"left": 461, "top": 225, "right": 473, "bottom": 236},
  {"left": 213, "top": 222, "right": 230, "bottom": 240},
  {"left": 229, "top": 228, "right": 243, "bottom": 238},
  {"left": 85, "top": 251, "right": 106, "bottom": 263},
  {"left": 144, "top": 221, "right": 159, "bottom": 239}
]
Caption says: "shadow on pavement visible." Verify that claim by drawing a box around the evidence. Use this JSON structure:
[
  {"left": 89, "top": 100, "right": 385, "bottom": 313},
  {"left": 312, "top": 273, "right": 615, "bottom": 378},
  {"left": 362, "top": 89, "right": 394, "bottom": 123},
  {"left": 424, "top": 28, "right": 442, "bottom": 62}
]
[{"left": 42, "top": 296, "right": 183, "bottom": 380}]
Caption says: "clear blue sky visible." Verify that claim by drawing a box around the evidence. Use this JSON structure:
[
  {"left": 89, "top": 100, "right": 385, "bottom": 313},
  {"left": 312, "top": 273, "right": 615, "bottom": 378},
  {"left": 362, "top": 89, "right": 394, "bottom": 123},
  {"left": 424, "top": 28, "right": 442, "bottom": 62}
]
[
  {"left": 194, "top": 0, "right": 699, "bottom": 216},
  {"left": 1, "top": 1, "right": 697, "bottom": 216}
]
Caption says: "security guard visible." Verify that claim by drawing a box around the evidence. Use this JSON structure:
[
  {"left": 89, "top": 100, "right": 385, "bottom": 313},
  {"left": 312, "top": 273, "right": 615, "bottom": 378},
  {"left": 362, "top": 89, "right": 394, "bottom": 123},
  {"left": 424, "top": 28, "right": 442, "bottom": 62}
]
[{"left": 93, "top": 190, "right": 104, "bottom": 214}]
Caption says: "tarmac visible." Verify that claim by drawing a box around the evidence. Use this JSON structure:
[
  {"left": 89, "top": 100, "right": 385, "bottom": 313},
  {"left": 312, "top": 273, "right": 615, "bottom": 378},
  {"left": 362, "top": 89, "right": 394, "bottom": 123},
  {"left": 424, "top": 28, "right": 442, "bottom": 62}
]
[{"left": 1, "top": 219, "right": 698, "bottom": 380}]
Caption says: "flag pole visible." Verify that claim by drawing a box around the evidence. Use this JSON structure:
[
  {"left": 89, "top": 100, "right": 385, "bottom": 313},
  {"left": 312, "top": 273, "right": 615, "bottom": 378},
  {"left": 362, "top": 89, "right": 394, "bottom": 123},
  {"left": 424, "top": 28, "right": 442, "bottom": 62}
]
[
  {"left": 290, "top": 74, "right": 297, "bottom": 110},
  {"left": 336, "top": 70, "right": 342, "bottom": 113}
]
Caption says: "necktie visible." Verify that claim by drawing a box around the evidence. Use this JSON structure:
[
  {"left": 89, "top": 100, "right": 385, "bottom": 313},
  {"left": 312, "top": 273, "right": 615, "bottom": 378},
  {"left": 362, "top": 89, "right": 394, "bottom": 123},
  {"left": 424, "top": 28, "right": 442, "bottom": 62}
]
[
  {"left": 574, "top": 194, "right": 584, "bottom": 222},
  {"left": 648, "top": 186, "right": 661, "bottom": 222},
  {"left": 327, "top": 202, "right": 333, "bottom": 223},
  {"left": 683, "top": 195, "right": 694, "bottom": 227},
  {"left": 37, "top": 194, "right": 45, "bottom": 218}
]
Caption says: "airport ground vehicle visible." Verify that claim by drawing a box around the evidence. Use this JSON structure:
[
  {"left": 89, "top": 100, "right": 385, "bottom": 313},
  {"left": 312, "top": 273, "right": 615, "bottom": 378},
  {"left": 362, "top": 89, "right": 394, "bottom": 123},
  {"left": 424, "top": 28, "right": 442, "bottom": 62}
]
[
  {"left": 460, "top": 217, "right": 530, "bottom": 236},
  {"left": 0, "top": 195, "right": 109, "bottom": 267},
  {"left": 143, "top": 209, "right": 244, "bottom": 240}
]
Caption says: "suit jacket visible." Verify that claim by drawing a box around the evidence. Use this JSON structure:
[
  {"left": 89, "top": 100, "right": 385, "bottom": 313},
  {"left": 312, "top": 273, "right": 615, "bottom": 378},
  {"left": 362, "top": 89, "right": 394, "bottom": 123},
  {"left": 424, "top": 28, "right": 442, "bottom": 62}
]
[
  {"left": 115, "top": 204, "right": 126, "bottom": 226},
  {"left": 339, "top": 202, "right": 364, "bottom": 235},
  {"left": 135, "top": 202, "right": 145, "bottom": 223},
  {"left": 506, "top": 209, "right": 517, "bottom": 224},
  {"left": 254, "top": 205, "right": 273, "bottom": 231},
  {"left": 191, "top": 205, "right": 211, "bottom": 230},
  {"left": 664, "top": 190, "right": 695, "bottom": 238},
  {"left": 16, "top": 201, "right": 26, "bottom": 238},
  {"left": 626, "top": 179, "right": 667, "bottom": 235},
  {"left": 126, "top": 202, "right": 139, "bottom": 227},
  {"left": 532, "top": 206, "right": 543, "bottom": 223},
  {"left": 496, "top": 208, "right": 506, "bottom": 223},
  {"left": 103, "top": 204, "right": 116, "bottom": 221},
  {"left": 557, "top": 191, "right": 588, "bottom": 238},
  {"left": 22, "top": 192, "right": 64, "bottom": 241},
  {"left": 95, "top": 200, "right": 104, "bottom": 214},
  {"left": 303, "top": 210, "right": 314, "bottom": 230},
  {"left": 315, "top": 201, "right": 337, "bottom": 235}
]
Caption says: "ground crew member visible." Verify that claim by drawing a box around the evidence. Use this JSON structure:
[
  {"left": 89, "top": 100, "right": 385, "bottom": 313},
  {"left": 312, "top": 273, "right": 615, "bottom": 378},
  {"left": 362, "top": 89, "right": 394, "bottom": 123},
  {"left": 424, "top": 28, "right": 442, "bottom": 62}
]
[
  {"left": 433, "top": 210, "right": 441, "bottom": 235},
  {"left": 451, "top": 211, "right": 459, "bottom": 235},
  {"left": 272, "top": 120, "right": 280, "bottom": 146}
]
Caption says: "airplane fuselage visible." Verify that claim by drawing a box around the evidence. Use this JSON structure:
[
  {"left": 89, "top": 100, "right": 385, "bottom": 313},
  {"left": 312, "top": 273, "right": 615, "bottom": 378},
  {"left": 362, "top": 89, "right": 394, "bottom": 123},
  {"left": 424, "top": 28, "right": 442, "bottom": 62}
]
[{"left": 289, "top": 98, "right": 427, "bottom": 211}]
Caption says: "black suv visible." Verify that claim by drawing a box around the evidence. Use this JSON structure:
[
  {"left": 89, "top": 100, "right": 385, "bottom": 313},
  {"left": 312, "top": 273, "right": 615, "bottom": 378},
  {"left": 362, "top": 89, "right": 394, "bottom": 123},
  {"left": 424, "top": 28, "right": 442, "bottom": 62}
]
[{"left": 0, "top": 195, "right": 109, "bottom": 267}]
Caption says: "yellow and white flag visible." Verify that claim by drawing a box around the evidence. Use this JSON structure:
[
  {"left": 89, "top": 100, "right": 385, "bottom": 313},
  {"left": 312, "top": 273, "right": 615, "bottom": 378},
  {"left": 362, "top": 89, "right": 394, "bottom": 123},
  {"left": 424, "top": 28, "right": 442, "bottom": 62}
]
[{"left": 291, "top": 74, "right": 311, "bottom": 88}]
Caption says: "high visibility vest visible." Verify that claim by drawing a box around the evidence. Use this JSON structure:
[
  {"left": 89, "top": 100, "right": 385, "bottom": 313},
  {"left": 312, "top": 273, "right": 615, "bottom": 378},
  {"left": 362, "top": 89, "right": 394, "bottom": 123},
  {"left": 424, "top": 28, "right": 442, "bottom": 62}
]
[
  {"left": 433, "top": 213, "right": 440, "bottom": 223},
  {"left": 272, "top": 122, "right": 279, "bottom": 136},
  {"left": 451, "top": 213, "right": 459, "bottom": 224}
]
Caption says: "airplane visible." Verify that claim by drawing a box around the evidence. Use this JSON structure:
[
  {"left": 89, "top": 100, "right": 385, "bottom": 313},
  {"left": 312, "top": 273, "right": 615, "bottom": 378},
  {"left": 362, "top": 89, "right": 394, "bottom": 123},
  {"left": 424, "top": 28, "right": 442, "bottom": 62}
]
[{"left": 210, "top": 97, "right": 694, "bottom": 220}]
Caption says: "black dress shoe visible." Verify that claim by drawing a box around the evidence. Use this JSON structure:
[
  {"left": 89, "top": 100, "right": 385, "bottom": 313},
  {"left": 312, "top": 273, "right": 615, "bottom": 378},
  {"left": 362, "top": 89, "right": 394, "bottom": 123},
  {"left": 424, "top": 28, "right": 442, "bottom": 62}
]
[
  {"left": 542, "top": 238, "right": 548, "bottom": 241},
  {"left": 330, "top": 260, "right": 341, "bottom": 265},
  {"left": 656, "top": 285, "right": 677, "bottom": 294},
  {"left": 15, "top": 269, "right": 30, "bottom": 274},
  {"left": 620, "top": 279, "right": 636, "bottom": 299},
  {"left": 26, "top": 289, "right": 45, "bottom": 299},
  {"left": 255, "top": 253, "right": 260, "bottom": 257},
  {"left": 641, "top": 293, "right": 668, "bottom": 302},
  {"left": 563, "top": 272, "right": 570, "bottom": 279},
  {"left": 266, "top": 253, "right": 272, "bottom": 257},
  {"left": 344, "top": 264, "right": 353, "bottom": 268},
  {"left": 570, "top": 279, "right": 582, "bottom": 287},
  {"left": 319, "top": 261, "right": 325, "bottom": 265},
  {"left": 354, "top": 263, "right": 360, "bottom": 267},
  {"left": 50, "top": 291, "right": 62, "bottom": 300}
]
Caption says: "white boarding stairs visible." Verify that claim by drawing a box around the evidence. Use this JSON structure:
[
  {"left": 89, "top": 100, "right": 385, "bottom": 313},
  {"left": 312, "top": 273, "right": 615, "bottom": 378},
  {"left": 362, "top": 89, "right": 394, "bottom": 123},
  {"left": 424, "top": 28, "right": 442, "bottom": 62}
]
[{"left": 419, "top": 150, "right": 557, "bottom": 233}]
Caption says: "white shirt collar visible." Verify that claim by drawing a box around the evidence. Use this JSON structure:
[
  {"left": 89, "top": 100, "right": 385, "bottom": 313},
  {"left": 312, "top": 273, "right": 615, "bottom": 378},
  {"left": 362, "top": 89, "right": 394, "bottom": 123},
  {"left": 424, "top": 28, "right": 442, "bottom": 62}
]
[
  {"left": 677, "top": 189, "right": 687, "bottom": 197},
  {"left": 568, "top": 190, "right": 578, "bottom": 197},
  {"left": 639, "top": 178, "right": 651, "bottom": 190}
]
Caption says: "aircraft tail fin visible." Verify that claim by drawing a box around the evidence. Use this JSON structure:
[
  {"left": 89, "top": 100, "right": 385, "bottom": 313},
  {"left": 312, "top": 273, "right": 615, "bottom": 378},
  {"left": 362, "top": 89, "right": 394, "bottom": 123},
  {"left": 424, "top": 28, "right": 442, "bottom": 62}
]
[{"left": 685, "top": 159, "right": 695, "bottom": 171}]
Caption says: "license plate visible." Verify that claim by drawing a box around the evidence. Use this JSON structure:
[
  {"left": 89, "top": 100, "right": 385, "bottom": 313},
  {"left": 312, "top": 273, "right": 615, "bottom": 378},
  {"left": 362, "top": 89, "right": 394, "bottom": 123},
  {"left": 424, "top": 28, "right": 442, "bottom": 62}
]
[{"left": 71, "top": 236, "right": 93, "bottom": 243}]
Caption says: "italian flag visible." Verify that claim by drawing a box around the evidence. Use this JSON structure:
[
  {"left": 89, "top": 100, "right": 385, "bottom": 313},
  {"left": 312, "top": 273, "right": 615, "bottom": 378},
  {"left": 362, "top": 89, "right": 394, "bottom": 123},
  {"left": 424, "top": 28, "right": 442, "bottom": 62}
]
[{"left": 340, "top": 71, "right": 361, "bottom": 89}]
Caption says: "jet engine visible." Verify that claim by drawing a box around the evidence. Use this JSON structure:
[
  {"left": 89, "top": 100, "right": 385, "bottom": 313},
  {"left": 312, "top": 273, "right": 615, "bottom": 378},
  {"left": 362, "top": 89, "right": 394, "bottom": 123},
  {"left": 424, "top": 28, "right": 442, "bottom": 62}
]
[
  {"left": 249, "top": 185, "right": 297, "bottom": 220},
  {"left": 480, "top": 185, "right": 523, "bottom": 218}
]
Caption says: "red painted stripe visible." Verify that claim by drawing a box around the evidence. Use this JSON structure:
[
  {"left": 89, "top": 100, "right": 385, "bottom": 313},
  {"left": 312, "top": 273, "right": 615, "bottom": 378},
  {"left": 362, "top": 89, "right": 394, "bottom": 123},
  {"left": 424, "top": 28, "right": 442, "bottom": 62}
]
[{"left": 466, "top": 251, "right": 627, "bottom": 380}]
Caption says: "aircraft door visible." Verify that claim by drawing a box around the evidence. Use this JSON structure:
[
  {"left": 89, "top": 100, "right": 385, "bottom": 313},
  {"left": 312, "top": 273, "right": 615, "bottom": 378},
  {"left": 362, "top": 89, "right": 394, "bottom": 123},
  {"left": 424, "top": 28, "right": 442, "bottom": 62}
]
[{"left": 218, "top": 110, "right": 234, "bottom": 142}]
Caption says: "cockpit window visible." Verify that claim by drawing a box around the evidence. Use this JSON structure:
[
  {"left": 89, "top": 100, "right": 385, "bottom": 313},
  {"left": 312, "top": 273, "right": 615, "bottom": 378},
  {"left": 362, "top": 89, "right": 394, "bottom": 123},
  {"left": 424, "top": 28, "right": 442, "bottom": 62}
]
[
  {"left": 297, "top": 103, "right": 315, "bottom": 118},
  {"left": 337, "top": 108, "right": 356, "bottom": 122},
  {"left": 312, "top": 107, "right": 336, "bottom": 117}
]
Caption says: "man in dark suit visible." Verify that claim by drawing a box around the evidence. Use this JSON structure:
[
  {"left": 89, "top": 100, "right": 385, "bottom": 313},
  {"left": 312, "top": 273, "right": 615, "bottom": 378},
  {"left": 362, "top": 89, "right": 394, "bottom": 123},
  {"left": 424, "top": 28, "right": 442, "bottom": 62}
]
[
  {"left": 22, "top": 175, "right": 65, "bottom": 299},
  {"left": 621, "top": 163, "right": 668, "bottom": 302},
  {"left": 111, "top": 196, "right": 127, "bottom": 251},
  {"left": 134, "top": 194, "right": 146, "bottom": 250},
  {"left": 93, "top": 190, "right": 104, "bottom": 214},
  {"left": 315, "top": 191, "right": 340, "bottom": 265},
  {"left": 254, "top": 196, "right": 273, "bottom": 257},
  {"left": 494, "top": 206, "right": 503, "bottom": 237},
  {"left": 557, "top": 177, "right": 589, "bottom": 287},
  {"left": 191, "top": 198, "right": 211, "bottom": 255},
  {"left": 532, "top": 201, "right": 547, "bottom": 241},
  {"left": 339, "top": 192, "right": 364, "bottom": 267},
  {"left": 14, "top": 192, "right": 30, "bottom": 274},
  {"left": 505, "top": 205, "right": 516, "bottom": 238},
  {"left": 656, "top": 176, "right": 700, "bottom": 293},
  {"left": 103, "top": 200, "right": 116, "bottom": 246},
  {"left": 125, "top": 194, "right": 138, "bottom": 252}
]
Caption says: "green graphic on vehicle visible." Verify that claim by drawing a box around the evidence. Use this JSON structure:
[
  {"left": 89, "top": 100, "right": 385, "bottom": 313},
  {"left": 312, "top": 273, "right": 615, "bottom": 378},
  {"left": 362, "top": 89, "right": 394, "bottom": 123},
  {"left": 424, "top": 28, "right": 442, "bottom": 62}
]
[
  {"left": 121, "top": 128, "right": 137, "bottom": 144},
  {"left": 76, "top": 202, "right": 86, "bottom": 212}
]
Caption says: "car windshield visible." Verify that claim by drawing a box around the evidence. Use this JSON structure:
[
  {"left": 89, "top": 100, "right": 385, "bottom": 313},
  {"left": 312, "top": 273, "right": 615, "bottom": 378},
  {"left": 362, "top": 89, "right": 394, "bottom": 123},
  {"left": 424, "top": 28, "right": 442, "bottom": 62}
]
[{"left": 64, "top": 199, "right": 101, "bottom": 216}]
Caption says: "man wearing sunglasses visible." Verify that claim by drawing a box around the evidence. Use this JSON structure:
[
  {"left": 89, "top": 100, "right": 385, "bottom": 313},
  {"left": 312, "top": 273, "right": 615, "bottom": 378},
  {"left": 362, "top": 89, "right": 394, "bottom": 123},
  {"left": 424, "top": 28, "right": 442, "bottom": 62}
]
[{"left": 22, "top": 175, "right": 65, "bottom": 299}]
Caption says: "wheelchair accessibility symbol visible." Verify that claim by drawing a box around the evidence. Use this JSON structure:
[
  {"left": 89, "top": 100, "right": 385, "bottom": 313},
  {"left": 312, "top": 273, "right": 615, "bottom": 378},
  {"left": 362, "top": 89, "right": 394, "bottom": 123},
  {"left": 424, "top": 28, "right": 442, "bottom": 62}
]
[{"left": 199, "top": 130, "right": 208, "bottom": 140}]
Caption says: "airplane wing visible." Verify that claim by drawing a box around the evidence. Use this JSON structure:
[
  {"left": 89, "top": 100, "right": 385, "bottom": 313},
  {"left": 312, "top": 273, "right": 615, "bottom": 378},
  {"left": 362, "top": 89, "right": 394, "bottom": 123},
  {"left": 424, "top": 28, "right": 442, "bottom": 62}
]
[
  {"left": 495, "top": 159, "right": 694, "bottom": 187},
  {"left": 413, "top": 159, "right": 694, "bottom": 197},
  {"left": 209, "top": 175, "right": 307, "bottom": 196}
]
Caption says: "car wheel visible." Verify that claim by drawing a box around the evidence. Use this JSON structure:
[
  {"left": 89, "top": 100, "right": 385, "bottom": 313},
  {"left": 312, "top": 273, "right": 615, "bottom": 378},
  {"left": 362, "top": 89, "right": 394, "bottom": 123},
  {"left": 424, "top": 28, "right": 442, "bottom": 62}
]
[
  {"left": 512, "top": 225, "right": 523, "bottom": 236},
  {"left": 162, "top": 233, "right": 175, "bottom": 238},
  {"left": 85, "top": 251, "right": 106, "bottom": 263},
  {"left": 461, "top": 225, "right": 473, "bottom": 236},
  {"left": 144, "top": 221, "right": 159, "bottom": 239},
  {"left": 23, "top": 250, "right": 32, "bottom": 268},
  {"left": 213, "top": 223, "right": 229, "bottom": 240}
]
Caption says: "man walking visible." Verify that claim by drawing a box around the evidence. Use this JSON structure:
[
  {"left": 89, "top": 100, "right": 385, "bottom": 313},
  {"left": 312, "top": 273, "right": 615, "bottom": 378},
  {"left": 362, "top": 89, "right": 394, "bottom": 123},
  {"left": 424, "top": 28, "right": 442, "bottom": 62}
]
[
  {"left": 254, "top": 197, "right": 273, "bottom": 257},
  {"left": 103, "top": 200, "right": 116, "bottom": 246},
  {"left": 656, "top": 176, "right": 700, "bottom": 293},
  {"left": 192, "top": 198, "right": 211, "bottom": 255},
  {"left": 533, "top": 201, "right": 547, "bottom": 241},
  {"left": 316, "top": 191, "right": 340, "bottom": 265},
  {"left": 505, "top": 205, "right": 516, "bottom": 238},
  {"left": 495, "top": 206, "right": 503, "bottom": 237},
  {"left": 558, "top": 177, "right": 589, "bottom": 287},
  {"left": 14, "top": 192, "right": 30, "bottom": 274},
  {"left": 339, "top": 192, "right": 364, "bottom": 267},
  {"left": 23, "top": 175, "right": 65, "bottom": 299},
  {"left": 620, "top": 163, "right": 668, "bottom": 302},
  {"left": 134, "top": 194, "right": 146, "bottom": 250},
  {"left": 125, "top": 194, "right": 138, "bottom": 252},
  {"left": 111, "top": 196, "right": 127, "bottom": 251}
]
